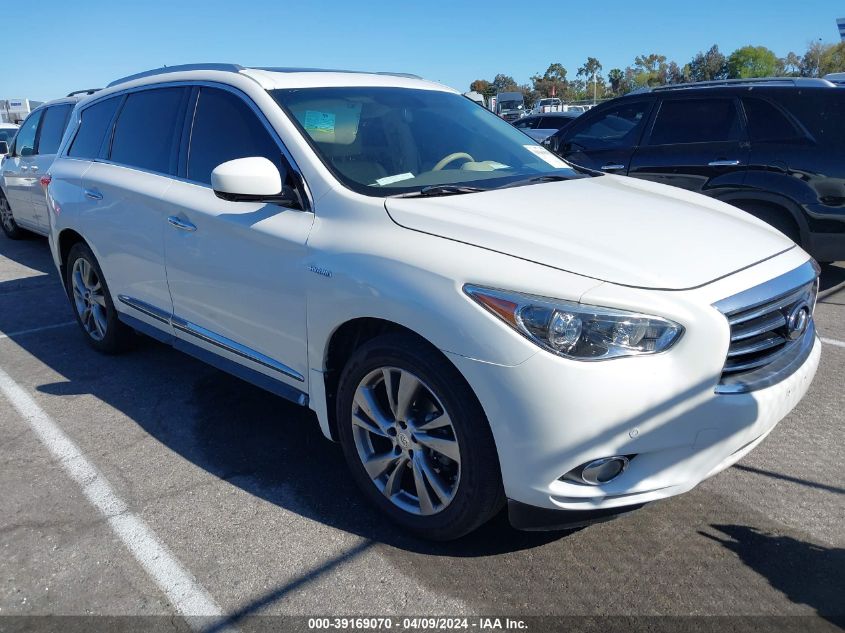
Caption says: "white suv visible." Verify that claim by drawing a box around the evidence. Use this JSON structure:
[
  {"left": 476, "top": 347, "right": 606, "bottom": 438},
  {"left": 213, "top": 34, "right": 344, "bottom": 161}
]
[{"left": 46, "top": 64, "right": 820, "bottom": 539}]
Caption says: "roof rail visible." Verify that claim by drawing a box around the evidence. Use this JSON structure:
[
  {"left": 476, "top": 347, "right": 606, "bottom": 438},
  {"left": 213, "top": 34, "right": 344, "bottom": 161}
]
[
  {"left": 106, "top": 63, "right": 244, "bottom": 88},
  {"left": 66, "top": 89, "right": 101, "bottom": 97},
  {"left": 256, "top": 67, "right": 421, "bottom": 79},
  {"left": 651, "top": 77, "right": 835, "bottom": 91}
]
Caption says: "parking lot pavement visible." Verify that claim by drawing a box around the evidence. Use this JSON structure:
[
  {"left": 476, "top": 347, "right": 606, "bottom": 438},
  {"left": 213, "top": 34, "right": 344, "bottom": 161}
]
[{"left": 0, "top": 235, "right": 843, "bottom": 629}]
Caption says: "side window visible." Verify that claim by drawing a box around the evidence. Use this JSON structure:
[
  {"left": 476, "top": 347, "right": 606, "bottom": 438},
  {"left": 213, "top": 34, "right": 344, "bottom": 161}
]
[
  {"left": 187, "top": 87, "right": 287, "bottom": 187},
  {"left": 566, "top": 101, "right": 651, "bottom": 150},
  {"left": 110, "top": 87, "right": 186, "bottom": 174},
  {"left": 36, "top": 104, "right": 73, "bottom": 155},
  {"left": 513, "top": 118, "right": 536, "bottom": 129},
  {"left": 68, "top": 97, "right": 121, "bottom": 159},
  {"left": 14, "top": 110, "right": 43, "bottom": 157},
  {"left": 649, "top": 98, "right": 741, "bottom": 145},
  {"left": 742, "top": 98, "right": 802, "bottom": 142}
]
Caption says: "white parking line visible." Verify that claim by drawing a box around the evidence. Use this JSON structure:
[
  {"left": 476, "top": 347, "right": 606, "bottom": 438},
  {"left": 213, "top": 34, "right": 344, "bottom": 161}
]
[
  {"left": 0, "top": 365, "right": 229, "bottom": 630},
  {"left": 0, "top": 321, "right": 76, "bottom": 340},
  {"left": 821, "top": 337, "right": 845, "bottom": 349}
]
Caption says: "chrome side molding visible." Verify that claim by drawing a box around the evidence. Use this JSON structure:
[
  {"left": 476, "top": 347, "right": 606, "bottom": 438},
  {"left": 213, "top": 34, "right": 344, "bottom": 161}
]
[{"left": 117, "top": 295, "right": 304, "bottom": 383}]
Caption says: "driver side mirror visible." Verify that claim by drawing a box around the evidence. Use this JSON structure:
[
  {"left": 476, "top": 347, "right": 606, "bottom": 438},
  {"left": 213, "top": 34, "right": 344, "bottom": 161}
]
[
  {"left": 0, "top": 141, "right": 8, "bottom": 156},
  {"left": 211, "top": 157, "right": 302, "bottom": 209}
]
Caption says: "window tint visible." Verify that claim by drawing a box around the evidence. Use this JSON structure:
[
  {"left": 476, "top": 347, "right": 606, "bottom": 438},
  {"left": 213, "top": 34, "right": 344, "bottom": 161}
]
[
  {"left": 37, "top": 104, "right": 73, "bottom": 155},
  {"left": 14, "top": 110, "right": 42, "bottom": 156},
  {"left": 650, "top": 98, "right": 741, "bottom": 145},
  {"left": 567, "top": 101, "right": 650, "bottom": 150},
  {"left": 68, "top": 97, "right": 121, "bottom": 159},
  {"left": 772, "top": 91, "right": 845, "bottom": 147},
  {"left": 187, "top": 87, "right": 286, "bottom": 186},
  {"left": 110, "top": 88, "right": 186, "bottom": 174},
  {"left": 538, "top": 116, "right": 573, "bottom": 131},
  {"left": 742, "top": 98, "right": 801, "bottom": 142},
  {"left": 513, "top": 118, "right": 535, "bottom": 129}
]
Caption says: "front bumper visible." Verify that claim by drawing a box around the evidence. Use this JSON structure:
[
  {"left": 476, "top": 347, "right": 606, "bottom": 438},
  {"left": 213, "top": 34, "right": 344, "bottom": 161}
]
[{"left": 446, "top": 328, "right": 820, "bottom": 516}]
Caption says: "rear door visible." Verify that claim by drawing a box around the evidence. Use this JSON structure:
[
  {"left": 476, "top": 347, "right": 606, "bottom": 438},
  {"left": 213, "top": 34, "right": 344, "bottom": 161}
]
[
  {"left": 628, "top": 96, "right": 749, "bottom": 195},
  {"left": 1, "top": 109, "right": 42, "bottom": 230},
  {"left": 29, "top": 103, "right": 73, "bottom": 231},
  {"left": 79, "top": 87, "right": 190, "bottom": 331},
  {"left": 553, "top": 99, "right": 654, "bottom": 174}
]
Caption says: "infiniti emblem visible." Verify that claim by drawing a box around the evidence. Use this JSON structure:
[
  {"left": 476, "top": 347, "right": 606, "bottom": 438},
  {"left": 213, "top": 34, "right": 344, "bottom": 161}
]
[{"left": 785, "top": 302, "right": 810, "bottom": 340}]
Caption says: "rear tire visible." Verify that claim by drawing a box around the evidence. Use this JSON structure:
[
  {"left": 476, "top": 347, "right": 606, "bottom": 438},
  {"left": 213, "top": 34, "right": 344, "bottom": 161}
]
[
  {"left": 0, "top": 192, "right": 26, "bottom": 240},
  {"left": 65, "top": 242, "right": 133, "bottom": 354},
  {"left": 336, "top": 333, "right": 505, "bottom": 540}
]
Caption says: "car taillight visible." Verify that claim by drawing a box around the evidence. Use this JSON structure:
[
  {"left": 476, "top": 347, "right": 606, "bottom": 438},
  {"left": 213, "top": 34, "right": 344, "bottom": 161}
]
[{"left": 40, "top": 174, "right": 52, "bottom": 188}]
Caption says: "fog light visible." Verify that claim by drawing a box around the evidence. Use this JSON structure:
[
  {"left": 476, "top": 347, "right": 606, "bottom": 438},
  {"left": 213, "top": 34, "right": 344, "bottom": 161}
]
[{"left": 562, "top": 456, "right": 631, "bottom": 486}]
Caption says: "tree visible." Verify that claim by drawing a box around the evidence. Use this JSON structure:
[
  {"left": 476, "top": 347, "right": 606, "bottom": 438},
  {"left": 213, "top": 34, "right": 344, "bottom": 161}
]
[
  {"left": 632, "top": 53, "right": 668, "bottom": 87},
  {"left": 577, "top": 57, "right": 603, "bottom": 101},
  {"left": 780, "top": 51, "right": 801, "bottom": 76},
  {"left": 469, "top": 79, "right": 493, "bottom": 97},
  {"left": 817, "top": 42, "right": 845, "bottom": 76},
  {"left": 666, "top": 61, "right": 690, "bottom": 84},
  {"left": 607, "top": 68, "right": 624, "bottom": 94},
  {"left": 530, "top": 63, "right": 568, "bottom": 98},
  {"left": 491, "top": 74, "right": 519, "bottom": 94},
  {"left": 689, "top": 45, "right": 727, "bottom": 82},
  {"left": 727, "top": 46, "right": 780, "bottom": 78}
]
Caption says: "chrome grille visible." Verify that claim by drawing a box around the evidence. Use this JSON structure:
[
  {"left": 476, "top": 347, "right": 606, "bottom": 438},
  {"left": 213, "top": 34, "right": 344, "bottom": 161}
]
[{"left": 714, "top": 261, "right": 819, "bottom": 393}]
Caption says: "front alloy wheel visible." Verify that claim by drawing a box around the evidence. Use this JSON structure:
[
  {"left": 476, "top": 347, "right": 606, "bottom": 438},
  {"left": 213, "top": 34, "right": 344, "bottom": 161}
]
[
  {"left": 336, "top": 333, "right": 505, "bottom": 540},
  {"left": 0, "top": 195, "right": 24, "bottom": 239},
  {"left": 352, "top": 367, "right": 461, "bottom": 516}
]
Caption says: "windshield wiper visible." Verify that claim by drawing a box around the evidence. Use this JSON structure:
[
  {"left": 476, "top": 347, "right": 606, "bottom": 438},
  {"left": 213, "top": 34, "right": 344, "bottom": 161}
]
[
  {"left": 388, "top": 184, "right": 487, "bottom": 198},
  {"left": 495, "top": 174, "right": 572, "bottom": 190}
]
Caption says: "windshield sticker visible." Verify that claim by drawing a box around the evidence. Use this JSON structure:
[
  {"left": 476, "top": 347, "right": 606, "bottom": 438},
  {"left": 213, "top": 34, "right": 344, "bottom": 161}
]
[
  {"left": 487, "top": 161, "right": 510, "bottom": 169},
  {"left": 303, "top": 110, "right": 336, "bottom": 135},
  {"left": 523, "top": 144, "right": 569, "bottom": 169},
  {"left": 375, "top": 172, "right": 415, "bottom": 186}
]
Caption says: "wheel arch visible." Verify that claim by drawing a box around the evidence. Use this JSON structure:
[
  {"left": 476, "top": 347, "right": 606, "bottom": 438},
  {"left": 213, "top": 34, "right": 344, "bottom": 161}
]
[
  {"left": 57, "top": 228, "right": 88, "bottom": 288},
  {"left": 715, "top": 192, "right": 809, "bottom": 246}
]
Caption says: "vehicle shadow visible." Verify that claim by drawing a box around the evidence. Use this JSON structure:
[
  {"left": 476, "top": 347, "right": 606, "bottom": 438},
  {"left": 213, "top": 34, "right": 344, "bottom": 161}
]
[{"left": 701, "top": 524, "right": 845, "bottom": 622}]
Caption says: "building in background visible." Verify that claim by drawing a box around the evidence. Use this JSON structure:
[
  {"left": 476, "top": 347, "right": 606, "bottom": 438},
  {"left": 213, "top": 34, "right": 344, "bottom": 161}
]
[
  {"left": 0, "top": 99, "right": 44, "bottom": 124},
  {"left": 838, "top": 17, "right": 845, "bottom": 41}
]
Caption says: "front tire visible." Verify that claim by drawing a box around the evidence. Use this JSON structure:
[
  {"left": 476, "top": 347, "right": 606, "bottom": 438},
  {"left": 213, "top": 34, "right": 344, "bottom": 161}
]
[
  {"left": 336, "top": 333, "right": 505, "bottom": 540},
  {"left": 65, "top": 242, "right": 133, "bottom": 354},
  {"left": 0, "top": 193, "right": 25, "bottom": 239}
]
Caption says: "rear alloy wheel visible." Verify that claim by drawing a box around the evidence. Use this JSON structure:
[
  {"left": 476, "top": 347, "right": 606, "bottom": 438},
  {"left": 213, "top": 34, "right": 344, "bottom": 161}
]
[
  {"left": 65, "top": 242, "right": 133, "bottom": 354},
  {"left": 337, "top": 333, "right": 505, "bottom": 540},
  {"left": 0, "top": 194, "right": 25, "bottom": 239}
]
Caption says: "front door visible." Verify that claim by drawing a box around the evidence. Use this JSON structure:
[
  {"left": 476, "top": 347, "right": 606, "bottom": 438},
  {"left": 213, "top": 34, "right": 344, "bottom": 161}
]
[
  {"left": 163, "top": 86, "right": 313, "bottom": 391},
  {"left": 554, "top": 99, "right": 654, "bottom": 174}
]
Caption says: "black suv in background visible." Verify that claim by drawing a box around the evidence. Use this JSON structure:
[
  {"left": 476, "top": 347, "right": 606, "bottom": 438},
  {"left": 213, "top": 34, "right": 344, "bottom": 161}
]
[{"left": 545, "top": 78, "right": 845, "bottom": 262}]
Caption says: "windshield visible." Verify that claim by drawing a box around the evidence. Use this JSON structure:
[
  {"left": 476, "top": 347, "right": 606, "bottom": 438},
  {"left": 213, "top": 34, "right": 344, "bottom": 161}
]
[
  {"left": 498, "top": 100, "right": 522, "bottom": 110},
  {"left": 0, "top": 128, "right": 16, "bottom": 143},
  {"left": 271, "top": 87, "right": 579, "bottom": 197}
]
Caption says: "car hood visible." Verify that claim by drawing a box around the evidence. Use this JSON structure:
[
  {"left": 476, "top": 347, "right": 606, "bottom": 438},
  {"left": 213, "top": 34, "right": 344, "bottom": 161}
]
[{"left": 384, "top": 174, "right": 795, "bottom": 290}]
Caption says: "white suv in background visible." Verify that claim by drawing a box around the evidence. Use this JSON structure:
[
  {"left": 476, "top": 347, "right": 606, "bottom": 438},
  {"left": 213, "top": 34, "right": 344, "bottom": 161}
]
[
  {"left": 1, "top": 92, "right": 99, "bottom": 239},
  {"left": 46, "top": 64, "right": 820, "bottom": 540}
]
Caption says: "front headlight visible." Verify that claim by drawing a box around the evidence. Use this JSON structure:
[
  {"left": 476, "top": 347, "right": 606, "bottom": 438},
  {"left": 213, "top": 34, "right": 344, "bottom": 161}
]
[{"left": 464, "top": 285, "right": 684, "bottom": 360}]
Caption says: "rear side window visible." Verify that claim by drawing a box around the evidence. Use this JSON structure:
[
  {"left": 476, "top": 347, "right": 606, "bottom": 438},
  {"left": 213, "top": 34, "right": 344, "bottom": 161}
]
[
  {"left": 36, "top": 104, "right": 73, "bottom": 155},
  {"left": 566, "top": 101, "right": 651, "bottom": 150},
  {"left": 538, "top": 116, "right": 572, "bottom": 130},
  {"left": 110, "top": 88, "right": 186, "bottom": 174},
  {"left": 766, "top": 91, "right": 845, "bottom": 147},
  {"left": 14, "top": 110, "right": 43, "bottom": 156},
  {"left": 649, "top": 98, "right": 741, "bottom": 145},
  {"left": 741, "top": 98, "right": 802, "bottom": 142},
  {"left": 187, "top": 87, "right": 286, "bottom": 186},
  {"left": 68, "top": 97, "right": 121, "bottom": 159},
  {"left": 513, "top": 118, "right": 537, "bottom": 129}
]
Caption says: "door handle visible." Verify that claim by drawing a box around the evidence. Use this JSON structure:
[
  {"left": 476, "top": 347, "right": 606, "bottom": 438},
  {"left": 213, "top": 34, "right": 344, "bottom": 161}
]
[
  {"left": 84, "top": 189, "right": 103, "bottom": 200},
  {"left": 601, "top": 164, "right": 626, "bottom": 171},
  {"left": 167, "top": 216, "right": 197, "bottom": 232},
  {"left": 708, "top": 160, "right": 741, "bottom": 167}
]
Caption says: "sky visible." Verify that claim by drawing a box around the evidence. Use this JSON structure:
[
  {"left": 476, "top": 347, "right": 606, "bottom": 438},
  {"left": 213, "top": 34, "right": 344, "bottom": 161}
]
[{"left": 1, "top": 0, "right": 843, "bottom": 102}]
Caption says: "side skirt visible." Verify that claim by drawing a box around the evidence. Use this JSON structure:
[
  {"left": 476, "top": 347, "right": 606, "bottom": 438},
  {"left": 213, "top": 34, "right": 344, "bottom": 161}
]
[{"left": 117, "top": 312, "right": 309, "bottom": 407}]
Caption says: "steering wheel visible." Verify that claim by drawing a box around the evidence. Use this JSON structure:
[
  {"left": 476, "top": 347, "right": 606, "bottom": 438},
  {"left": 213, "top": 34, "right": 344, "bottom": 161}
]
[{"left": 432, "top": 152, "right": 475, "bottom": 171}]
